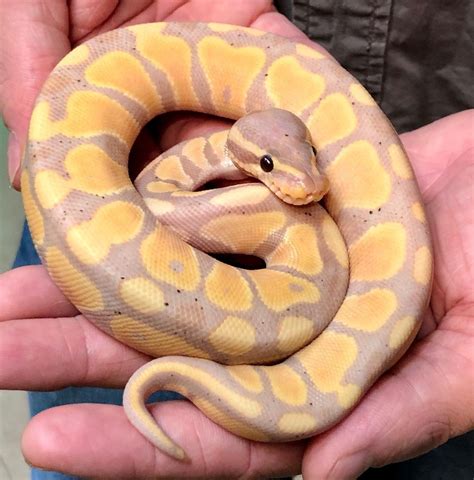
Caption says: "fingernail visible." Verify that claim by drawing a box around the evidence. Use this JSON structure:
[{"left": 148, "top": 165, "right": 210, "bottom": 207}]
[{"left": 7, "top": 131, "right": 20, "bottom": 184}]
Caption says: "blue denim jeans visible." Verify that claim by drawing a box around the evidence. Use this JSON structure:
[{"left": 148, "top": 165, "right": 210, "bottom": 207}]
[{"left": 13, "top": 223, "right": 181, "bottom": 480}]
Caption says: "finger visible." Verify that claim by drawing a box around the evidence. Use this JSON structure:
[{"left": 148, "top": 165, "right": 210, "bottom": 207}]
[
  {"left": 0, "top": 266, "right": 77, "bottom": 321},
  {"left": 251, "top": 11, "right": 333, "bottom": 58},
  {"left": 164, "top": 0, "right": 273, "bottom": 25},
  {"left": 71, "top": 0, "right": 157, "bottom": 43},
  {"left": 22, "top": 402, "right": 304, "bottom": 479},
  {"left": 69, "top": 0, "right": 124, "bottom": 43},
  {"left": 0, "top": 315, "right": 147, "bottom": 390},
  {"left": 0, "top": 1, "right": 70, "bottom": 188},
  {"left": 301, "top": 329, "right": 474, "bottom": 478},
  {"left": 76, "top": 0, "right": 274, "bottom": 42}
]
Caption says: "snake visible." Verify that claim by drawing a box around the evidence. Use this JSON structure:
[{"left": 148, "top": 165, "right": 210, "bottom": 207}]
[{"left": 21, "top": 22, "right": 433, "bottom": 460}]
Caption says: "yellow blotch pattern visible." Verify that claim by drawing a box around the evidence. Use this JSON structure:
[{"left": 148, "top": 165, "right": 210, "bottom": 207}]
[
  {"left": 141, "top": 227, "right": 200, "bottom": 291},
  {"left": 250, "top": 270, "right": 320, "bottom": 312},
  {"left": 296, "top": 43, "right": 325, "bottom": 59},
  {"left": 29, "top": 92, "right": 140, "bottom": 146},
  {"left": 278, "top": 412, "right": 317, "bottom": 435},
  {"left": 413, "top": 246, "right": 433, "bottom": 285},
  {"left": 389, "top": 144, "right": 413, "bottom": 179},
  {"left": 149, "top": 360, "right": 262, "bottom": 418},
  {"left": 65, "top": 144, "right": 130, "bottom": 194},
  {"left": 133, "top": 26, "right": 197, "bottom": 108},
  {"left": 308, "top": 93, "right": 357, "bottom": 148},
  {"left": 266, "top": 56, "right": 325, "bottom": 114},
  {"left": 155, "top": 155, "right": 192, "bottom": 185},
  {"left": 143, "top": 198, "right": 175, "bottom": 216},
  {"left": 208, "top": 129, "right": 228, "bottom": 157},
  {"left": 198, "top": 36, "right": 266, "bottom": 114},
  {"left": 389, "top": 316, "right": 416, "bottom": 349},
  {"left": 44, "top": 246, "right": 103, "bottom": 311},
  {"left": 85, "top": 52, "right": 161, "bottom": 112},
  {"left": 182, "top": 137, "right": 209, "bottom": 168},
  {"left": 336, "top": 288, "right": 397, "bottom": 332},
  {"left": 227, "top": 366, "right": 263, "bottom": 393},
  {"left": 22, "top": 172, "right": 45, "bottom": 245},
  {"left": 147, "top": 181, "right": 179, "bottom": 193},
  {"left": 322, "top": 216, "right": 348, "bottom": 268},
  {"left": 34, "top": 170, "right": 72, "bottom": 210},
  {"left": 210, "top": 185, "right": 270, "bottom": 207},
  {"left": 119, "top": 277, "right": 164, "bottom": 314},
  {"left": 266, "top": 365, "right": 308, "bottom": 405},
  {"left": 326, "top": 140, "right": 391, "bottom": 211},
  {"left": 193, "top": 397, "right": 268, "bottom": 442},
  {"left": 209, "top": 316, "right": 256, "bottom": 356},
  {"left": 277, "top": 316, "right": 314, "bottom": 353},
  {"left": 205, "top": 263, "right": 253, "bottom": 311},
  {"left": 58, "top": 44, "right": 89, "bottom": 66},
  {"left": 111, "top": 316, "right": 209, "bottom": 358},
  {"left": 207, "top": 23, "right": 240, "bottom": 33},
  {"left": 412, "top": 202, "right": 427, "bottom": 223},
  {"left": 201, "top": 212, "right": 286, "bottom": 254},
  {"left": 297, "top": 331, "right": 360, "bottom": 408},
  {"left": 67, "top": 201, "right": 144, "bottom": 265},
  {"left": 269, "top": 224, "right": 323, "bottom": 275},
  {"left": 36, "top": 141, "right": 131, "bottom": 209},
  {"left": 350, "top": 83, "right": 376, "bottom": 106},
  {"left": 350, "top": 222, "right": 407, "bottom": 281}
]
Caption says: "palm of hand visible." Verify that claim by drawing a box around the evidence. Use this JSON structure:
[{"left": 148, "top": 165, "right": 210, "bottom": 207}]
[
  {"left": 303, "top": 111, "right": 474, "bottom": 477},
  {"left": 0, "top": 0, "right": 472, "bottom": 477}
]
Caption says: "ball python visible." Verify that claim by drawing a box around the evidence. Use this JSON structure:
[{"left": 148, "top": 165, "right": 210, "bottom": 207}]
[{"left": 21, "top": 22, "right": 433, "bottom": 460}]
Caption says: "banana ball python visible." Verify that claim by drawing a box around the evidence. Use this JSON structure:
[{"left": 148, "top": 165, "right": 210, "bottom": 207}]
[{"left": 21, "top": 22, "right": 433, "bottom": 460}]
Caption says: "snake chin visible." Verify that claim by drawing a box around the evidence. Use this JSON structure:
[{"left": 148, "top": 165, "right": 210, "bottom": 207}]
[{"left": 269, "top": 182, "right": 317, "bottom": 206}]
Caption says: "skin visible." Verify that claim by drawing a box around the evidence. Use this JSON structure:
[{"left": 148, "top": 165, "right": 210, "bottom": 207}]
[{"left": 0, "top": 0, "right": 473, "bottom": 478}]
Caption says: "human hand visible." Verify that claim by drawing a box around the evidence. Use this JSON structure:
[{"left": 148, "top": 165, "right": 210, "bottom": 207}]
[
  {"left": 1, "top": 0, "right": 473, "bottom": 478},
  {"left": 1, "top": 109, "right": 472, "bottom": 479},
  {"left": 0, "top": 0, "right": 325, "bottom": 189}
]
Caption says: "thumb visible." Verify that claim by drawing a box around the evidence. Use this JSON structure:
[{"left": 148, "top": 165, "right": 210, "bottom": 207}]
[
  {"left": 0, "top": 0, "right": 70, "bottom": 188},
  {"left": 301, "top": 329, "right": 474, "bottom": 479}
]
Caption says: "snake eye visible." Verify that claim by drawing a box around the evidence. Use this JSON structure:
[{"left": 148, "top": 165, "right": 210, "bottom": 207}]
[
  {"left": 311, "top": 145, "right": 317, "bottom": 156},
  {"left": 260, "top": 154, "right": 274, "bottom": 172}
]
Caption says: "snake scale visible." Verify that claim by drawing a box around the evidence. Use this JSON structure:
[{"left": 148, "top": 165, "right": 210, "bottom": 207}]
[{"left": 21, "top": 22, "right": 433, "bottom": 460}]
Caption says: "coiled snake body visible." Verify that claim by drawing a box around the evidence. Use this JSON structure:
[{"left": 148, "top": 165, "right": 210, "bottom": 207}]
[{"left": 22, "top": 22, "right": 432, "bottom": 460}]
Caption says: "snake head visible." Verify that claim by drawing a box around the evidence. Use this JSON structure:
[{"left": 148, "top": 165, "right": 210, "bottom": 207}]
[{"left": 226, "top": 108, "right": 329, "bottom": 205}]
